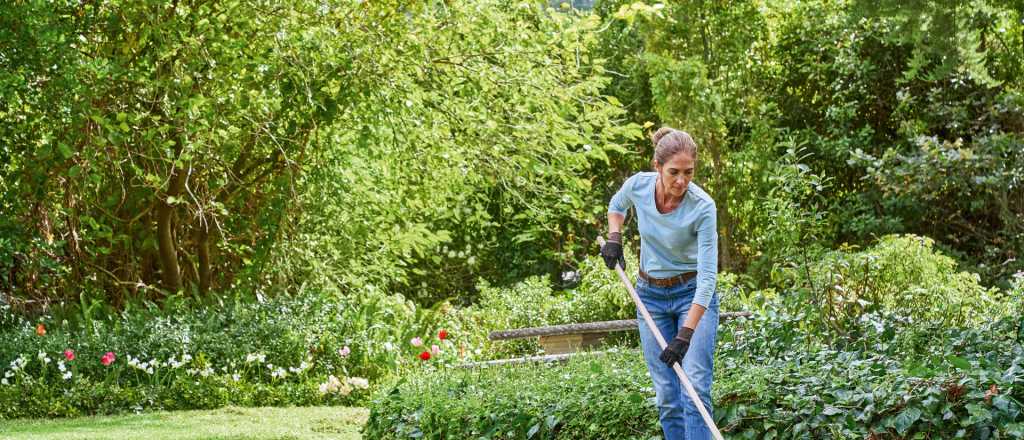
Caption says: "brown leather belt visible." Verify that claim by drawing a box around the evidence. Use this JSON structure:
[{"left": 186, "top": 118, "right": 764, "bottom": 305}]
[{"left": 638, "top": 270, "right": 697, "bottom": 288}]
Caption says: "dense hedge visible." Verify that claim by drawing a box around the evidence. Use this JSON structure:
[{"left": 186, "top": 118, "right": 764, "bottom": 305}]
[{"left": 364, "top": 351, "right": 660, "bottom": 440}]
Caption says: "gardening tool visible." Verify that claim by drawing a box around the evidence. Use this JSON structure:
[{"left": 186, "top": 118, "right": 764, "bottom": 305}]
[{"left": 597, "top": 236, "right": 725, "bottom": 440}]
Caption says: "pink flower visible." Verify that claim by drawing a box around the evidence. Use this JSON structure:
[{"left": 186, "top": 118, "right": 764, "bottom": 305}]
[
  {"left": 338, "top": 346, "right": 351, "bottom": 357},
  {"left": 100, "top": 352, "right": 116, "bottom": 366},
  {"left": 431, "top": 344, "right": 440, "bottom": 356},
  {"left": 438, "top": 329, "right": 448, "bottom": 340},
  {"left": 418, "top": 351, "right": 431, "bottom": 361},
  {"left": 64, "top": 349, "right": 75, "bottom": 361},
  {"left": 410, "top": 337, "right": 423, "bottom": 347}
]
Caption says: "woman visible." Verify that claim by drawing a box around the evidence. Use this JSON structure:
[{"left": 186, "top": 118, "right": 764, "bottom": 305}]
[{"left": 601, "top": 127, "right": 719, "bottom": 440}]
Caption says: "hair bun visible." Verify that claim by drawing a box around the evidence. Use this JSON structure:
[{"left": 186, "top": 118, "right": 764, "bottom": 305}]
[{"left": 650, "top": 127, "right": 674, "bottom": 148}]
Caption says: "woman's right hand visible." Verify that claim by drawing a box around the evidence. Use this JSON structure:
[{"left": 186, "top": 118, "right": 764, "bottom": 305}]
[{"left": 600, "top": 232, "right": 625, "bottom": 270}]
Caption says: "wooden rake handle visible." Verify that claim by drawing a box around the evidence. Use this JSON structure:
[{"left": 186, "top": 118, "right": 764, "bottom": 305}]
[{"left": 597, "top": 236, "right": 725, "bottom": 440}]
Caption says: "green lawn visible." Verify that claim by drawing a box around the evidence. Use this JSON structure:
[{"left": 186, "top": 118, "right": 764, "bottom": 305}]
[{"left": 0, "top": 406, "right": 368, "bottom": 440}]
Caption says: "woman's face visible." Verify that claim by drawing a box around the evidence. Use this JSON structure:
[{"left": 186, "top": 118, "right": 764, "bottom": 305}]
[{"left": 655, "top": 152, "right": 695, "bottom": 199}]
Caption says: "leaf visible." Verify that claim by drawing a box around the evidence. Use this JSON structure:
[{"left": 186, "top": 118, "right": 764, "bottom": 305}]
[
  {"left": 947, "top": 355, "right": 971, "bottom": 370},
  {"left": 57, "top": 143, "right": 73, "bottom": 159},
  {"left": 894, "top": 407, "right": 922, "bottom": 435},
  {"left": 822, "top": 405, "right": 843, "bottom": 416},
  {"left": 527, "top": 423, "right": 540, "bottom": 438}
]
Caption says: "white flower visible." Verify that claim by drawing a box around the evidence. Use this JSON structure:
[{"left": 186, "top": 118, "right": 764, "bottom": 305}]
[
  {"left": 182, "top": 354, "right": 192, "bottom": 363},
  {"left": 10, "top": 355, "right": 27, "bottom": 372},
  {"left": 58, "top": 361, "right": 66, "bottom": 372},
  {"left": 346, "top": 377, "right": 369, "bottom": 389},
  {"left": 62, "top": 371, "right": 72, "bottom": 380},
  {"left": 1, "top": 378, "right": 7, "bottom": 385},
  {"left": 270, "top": 367, "right": 287, "bottom": 379},
  {"left": 383, "top": 342, "right": 394, "bottom": 352},
  {"left": 232, "top": 374, "right": 240, "bottom": 382},
  {"left": 245, "top": 353, "right": 266, "bottom": 363}
]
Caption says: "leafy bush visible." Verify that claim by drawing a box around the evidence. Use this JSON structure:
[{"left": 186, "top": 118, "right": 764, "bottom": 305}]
[
  {"left": 0, "top": 290, "right": 445, "bottom": 418},
  {"left": 783, "top": 234, "right": 1011, "bottom": 333},
  {"left": 363, "top": 350, "right": 661, "bottom": 440}
]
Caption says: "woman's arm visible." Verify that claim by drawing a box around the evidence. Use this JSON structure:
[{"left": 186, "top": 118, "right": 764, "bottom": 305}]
[
  {"left": 682, "top": 304, "right": 706, "bottom": 330},
  {"left": 684, "top": 203, "right": 718, "bottom": 329},
  {"left": 608, "top": 212, "right": 625, "bottom": 235}
]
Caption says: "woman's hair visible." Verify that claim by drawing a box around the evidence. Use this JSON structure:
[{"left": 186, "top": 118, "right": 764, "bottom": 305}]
[{"left": 650, "top": 127, "right": 698, "bottom": 167}]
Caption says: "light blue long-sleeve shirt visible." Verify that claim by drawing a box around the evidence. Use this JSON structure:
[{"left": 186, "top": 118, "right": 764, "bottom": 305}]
[{"left": 608, "top": 172, "right": 718, "bottom": 308}]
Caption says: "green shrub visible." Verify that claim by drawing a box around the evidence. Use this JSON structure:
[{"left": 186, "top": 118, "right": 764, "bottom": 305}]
[
  {"left": 784, "top": 234, "right": 1011, "bottom": 333},
  {"left": 363, "top": 350, "right": 661, "bottom": 440},
  {"left": 0, "top": 291, "right": 426, "bottom": 418},
  {"left": 715, "top": 317, "right": 1024, "bottom": 439}
]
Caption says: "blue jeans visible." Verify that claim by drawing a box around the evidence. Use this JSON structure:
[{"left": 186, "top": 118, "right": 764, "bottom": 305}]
[{"left": 636, "top": 276, "right": 719, "bottom": 440}]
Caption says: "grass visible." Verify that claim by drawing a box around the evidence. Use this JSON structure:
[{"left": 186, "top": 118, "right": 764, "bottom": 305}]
[{"left": 0, "top": 406, "right": 369, "bottom": 440}]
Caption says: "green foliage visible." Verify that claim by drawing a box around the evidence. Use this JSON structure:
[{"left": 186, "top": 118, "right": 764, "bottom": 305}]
[
  {"left": 0, "top": 291, "right": 433, "bottom": 417},
  {"left": 784, "top": 234, "right": 1011, "bottom": 333},
  {"left": 851, "top": 133, "right": 1024, "bottom": 283},
  {"left": 277, "top": 0, "right": 641, "bottom": 305},
  {"left": 716, "top": 319, "right": 1024, "bottom": 438},
  {"left": 0, "top": 251, "right": 640, "bottom": 417},
  {"left": 366, "top": 301, "right": 1024, "bottom": 439},
  {"left": 0, "top": 0, "right": 641, "bottom": 304},
  {"left": 1, "top": 0, "right": 360, "bottom": 298},
  {"left": 363, "top": 351, "right": 661, "bottom": 440},
  {"left": 593, "top": 0, "right": 1024, "bottom": 284},
  {"left": 454, "top": 252, "right": 637, "bottom": 360}
]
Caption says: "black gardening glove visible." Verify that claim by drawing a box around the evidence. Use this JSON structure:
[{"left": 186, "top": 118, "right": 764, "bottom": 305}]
[
  {"left": 659, "top": 326, "right": 694, "bottom": 367},
  {"left": 600, "top": 232, "right": 625, "bottom": 270}
]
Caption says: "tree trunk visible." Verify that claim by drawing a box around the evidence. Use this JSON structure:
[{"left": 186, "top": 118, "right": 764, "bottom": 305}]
[{"left": 156, "top": 165, "right": 186, "bottom": 294}]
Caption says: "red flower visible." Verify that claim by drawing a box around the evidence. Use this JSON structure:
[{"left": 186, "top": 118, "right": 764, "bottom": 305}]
[
  {"left": 35, "top": 323, "right": 46, "bottom": 336},
  {"left": 438, "top": 329, "right": 448, "bottom": 340},
  {"left": 100, "top": 352, "right": 116, "bottom": 366},
  {"left": 418, "top": 351, "right": 431, "bottom": 361},
  {"left": 64, "top": 349, "right": 75, "bottom": 361}
]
